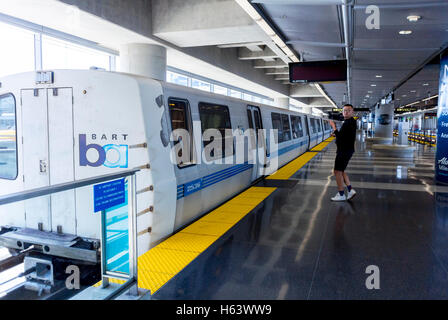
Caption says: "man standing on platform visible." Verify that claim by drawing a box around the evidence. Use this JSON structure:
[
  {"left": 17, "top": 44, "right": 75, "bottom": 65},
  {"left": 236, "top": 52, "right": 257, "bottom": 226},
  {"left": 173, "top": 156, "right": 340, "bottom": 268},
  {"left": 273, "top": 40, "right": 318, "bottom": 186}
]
[{"left": 329, "top": 104, "right": 357, "bottom": 201}]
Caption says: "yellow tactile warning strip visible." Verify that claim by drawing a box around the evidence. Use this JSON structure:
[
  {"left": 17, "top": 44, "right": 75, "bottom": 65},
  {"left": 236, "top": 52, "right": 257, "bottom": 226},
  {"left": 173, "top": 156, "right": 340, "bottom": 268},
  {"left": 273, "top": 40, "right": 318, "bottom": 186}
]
[
  {"left": 267, "top": 137, "right": 334, "bottom": 180},
  {"left": 94, "top": 186, "right": 277, "bottom": 294},
  {"left": 95, "top": 138, "right": 335, "bottom": 295}
]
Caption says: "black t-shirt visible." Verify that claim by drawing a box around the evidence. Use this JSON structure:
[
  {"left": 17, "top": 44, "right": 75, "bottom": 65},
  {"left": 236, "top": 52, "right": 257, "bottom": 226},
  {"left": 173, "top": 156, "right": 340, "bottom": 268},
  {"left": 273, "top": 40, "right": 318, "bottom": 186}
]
[{"left": 334, "top": 117, "right": 356, "bottom": 154}]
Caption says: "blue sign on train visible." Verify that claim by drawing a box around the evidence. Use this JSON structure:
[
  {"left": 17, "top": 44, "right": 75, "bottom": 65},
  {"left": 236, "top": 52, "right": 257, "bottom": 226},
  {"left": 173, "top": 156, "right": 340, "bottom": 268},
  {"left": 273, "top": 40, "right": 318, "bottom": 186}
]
[{"left": 94, "top": 179, "right": 126, "bottom": 212}]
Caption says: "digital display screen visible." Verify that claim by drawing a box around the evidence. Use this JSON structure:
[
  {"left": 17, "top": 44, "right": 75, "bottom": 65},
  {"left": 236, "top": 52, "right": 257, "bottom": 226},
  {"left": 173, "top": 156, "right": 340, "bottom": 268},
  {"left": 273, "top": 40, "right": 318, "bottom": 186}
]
[{"left": 289, "top": 60, "right": 347, "bottom": 83}]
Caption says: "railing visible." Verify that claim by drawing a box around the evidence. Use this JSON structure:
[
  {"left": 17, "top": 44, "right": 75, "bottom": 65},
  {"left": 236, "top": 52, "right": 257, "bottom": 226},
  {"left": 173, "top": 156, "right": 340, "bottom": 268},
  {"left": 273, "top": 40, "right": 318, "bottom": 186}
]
[{"left": 0, "top": 169, "right": 140, "bottom": 299}]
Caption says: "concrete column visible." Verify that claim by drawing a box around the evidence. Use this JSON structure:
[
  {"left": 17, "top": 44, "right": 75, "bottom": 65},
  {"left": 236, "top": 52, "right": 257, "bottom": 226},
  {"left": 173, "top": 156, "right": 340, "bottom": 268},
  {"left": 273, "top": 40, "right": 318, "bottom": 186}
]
[
  {"left": 435, "top": 51, "right": 448, "bottom": 184},
  {"left": 374, "top": 104, "right": 394, "bottom": 140},
  {"left": 119, "top": 43, "right": 166, "bottom": 81},
  {"left": 275, "top": 97, "right": 290, "bottom": 110}
]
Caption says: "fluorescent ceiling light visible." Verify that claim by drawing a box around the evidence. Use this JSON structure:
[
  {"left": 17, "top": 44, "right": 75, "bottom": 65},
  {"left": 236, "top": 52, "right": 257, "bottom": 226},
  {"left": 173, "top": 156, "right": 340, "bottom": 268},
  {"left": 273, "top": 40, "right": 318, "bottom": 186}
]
[
  {"left": 423, "top": 83, "right": 429, "bottom": 86},
  {"left": 370, "top": 84, "right": 377, "bottom": 87},
  {"left": 422, "top": 94, "right": 438, "bottom": 102},
  {"left": 407, "top": 15, "right": 421, "bottom": 22},
  {"left": 375, "top": 75, "right": 382, "bottom": 78},
  {"left": 399, "top": 30, "right": 412, "bottom": 35}
]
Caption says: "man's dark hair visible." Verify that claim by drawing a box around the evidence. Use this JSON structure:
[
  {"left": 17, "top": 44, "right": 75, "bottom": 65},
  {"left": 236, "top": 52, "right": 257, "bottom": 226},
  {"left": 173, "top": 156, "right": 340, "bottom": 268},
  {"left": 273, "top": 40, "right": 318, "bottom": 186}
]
[{"left": 343, "top": 104, "right": 354, "bottom": 109}]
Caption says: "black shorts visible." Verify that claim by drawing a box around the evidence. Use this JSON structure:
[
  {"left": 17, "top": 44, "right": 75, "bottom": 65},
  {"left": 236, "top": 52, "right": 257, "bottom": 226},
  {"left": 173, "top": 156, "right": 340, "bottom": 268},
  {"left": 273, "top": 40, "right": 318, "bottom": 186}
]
[{"left": 334, "top": 151, "right": 353, "bottom": 172}]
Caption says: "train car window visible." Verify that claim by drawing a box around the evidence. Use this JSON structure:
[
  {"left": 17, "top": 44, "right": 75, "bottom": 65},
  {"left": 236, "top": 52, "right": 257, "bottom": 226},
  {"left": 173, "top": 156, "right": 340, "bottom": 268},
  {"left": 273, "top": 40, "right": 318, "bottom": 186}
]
[
  {"left": 281, "top": 114, "right": 291, "bottom": 141},
  {"left": 199, "top": 102, "right": 234, "bottom": 159},
  {"left": 247, "top": 110, "right": 254, "bottom": 129},
  {"left": 0, "top": 93, "right": 18, "bottom": 180},
  {"left": 254, "top": 110, "right": 263, "bottom": 130},
  {"left": 271, "top": 112, "right": 284, "bottom": 143},
  {"left": 291, "top": 115, "right": 304, "bottom": 138},
  {"left": 317, "top": 119, "right": 322, "bottom": 132},
  {"left": 168, "top": 98, "right": 195, "bottom": 167},
  {"left": 309, "top": 118, "right": 316, "bottom": 134}
]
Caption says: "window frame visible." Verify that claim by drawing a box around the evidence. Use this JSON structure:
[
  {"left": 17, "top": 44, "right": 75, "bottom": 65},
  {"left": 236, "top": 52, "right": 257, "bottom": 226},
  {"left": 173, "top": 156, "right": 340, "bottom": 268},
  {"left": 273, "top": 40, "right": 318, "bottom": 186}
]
[
  {"left": 168, "top": 97, "right": 196, "bottom": 169},
  {"left": 0, "top": 93, "right": 18, "bottom": 180}
]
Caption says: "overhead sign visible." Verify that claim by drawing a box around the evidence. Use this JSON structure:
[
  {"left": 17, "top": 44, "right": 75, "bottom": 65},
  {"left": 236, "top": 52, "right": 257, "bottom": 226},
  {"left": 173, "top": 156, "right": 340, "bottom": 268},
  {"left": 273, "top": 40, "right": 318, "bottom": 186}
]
[
  {"left": 94, "top": 179, "right": 126, "bottom": 212},
  {"left": 395, "top": 107, "right": 417, "bottom": 114},
  {"left": 289, "top": 60, "right": 347, "bottom": 83}
]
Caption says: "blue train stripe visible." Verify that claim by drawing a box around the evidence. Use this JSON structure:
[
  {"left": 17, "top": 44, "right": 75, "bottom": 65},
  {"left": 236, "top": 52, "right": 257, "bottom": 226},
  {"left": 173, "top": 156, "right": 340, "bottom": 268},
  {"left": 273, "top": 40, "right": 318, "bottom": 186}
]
[
  {"left": 177, "top": 162, "right": 253, "bottom": 200},
  {"left": 175, "top": 135, "right": 329, "bottom": 200}
]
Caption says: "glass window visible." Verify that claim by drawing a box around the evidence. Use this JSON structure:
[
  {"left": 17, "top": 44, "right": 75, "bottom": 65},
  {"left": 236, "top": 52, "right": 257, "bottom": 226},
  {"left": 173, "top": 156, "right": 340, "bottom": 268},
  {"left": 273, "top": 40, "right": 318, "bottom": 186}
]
[
  {"left": 247, "top": 110, "right": 254, "bottom": 129},
  {"left": 213, "top": 84, "right": 227, "bottom": 96},
  {"left": 271, "top": 112, "right": 293, "bottom": 143},
  {"left": 252, "top": 96, "right": 262, "bottom": 103},
  {"left": 0, "top": 94, "right": 18, "bottom": 180},
  {"left": 229, "top": 89, "right": 241, "bottom": 99},
  {"left": 169, "top": 98, "right": 194, "bottom": 167},
  {"left": 310, "top": 119, "right": 316, "bottom": 134},
  {"left": 271, "top": 113, "right": 283, "bottom": 143},
  {"left": 0, "top": 22, "right": 35, "bottom": 77},
  {"left": 199, "top": 103, "right": 233, "bottom": 159},
  {"left": 282, "top": 114, "right": 291, "bottom": 141},
  {"left": 291, "top": 115, "right": 303, "bottom": 139},
  {"left": 191, "top": 78, "right": 211, "bottom": 92},
  {"left": 243, "top": 93, "right": 252, "bottom": 102},
  {"left": 42, "top": 35, "right": 110, "bottom": 70},
  {"left": 167, "top": 71, "right": 189, "bottom": 87}
]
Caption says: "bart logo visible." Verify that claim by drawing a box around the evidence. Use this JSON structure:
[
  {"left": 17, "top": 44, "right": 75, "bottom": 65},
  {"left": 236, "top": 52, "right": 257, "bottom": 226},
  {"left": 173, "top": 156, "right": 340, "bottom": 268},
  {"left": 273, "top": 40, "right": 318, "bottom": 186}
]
[{"left": 79, "top": 134, "right": 128, "bottom": 168}]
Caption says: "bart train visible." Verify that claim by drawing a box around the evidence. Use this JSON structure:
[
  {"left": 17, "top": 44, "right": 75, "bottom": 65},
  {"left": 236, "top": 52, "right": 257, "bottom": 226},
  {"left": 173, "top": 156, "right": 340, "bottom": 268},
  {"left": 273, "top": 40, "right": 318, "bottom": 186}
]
[{"left": 0, "top": 70, "right": 336, "bottom": 270}]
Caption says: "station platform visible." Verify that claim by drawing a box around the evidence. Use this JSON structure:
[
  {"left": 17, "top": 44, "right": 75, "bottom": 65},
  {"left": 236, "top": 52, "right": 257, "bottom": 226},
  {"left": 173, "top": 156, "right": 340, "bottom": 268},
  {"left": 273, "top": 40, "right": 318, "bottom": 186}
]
[{"left": 119, "top": 132, "right": 448, "bottom": 299}]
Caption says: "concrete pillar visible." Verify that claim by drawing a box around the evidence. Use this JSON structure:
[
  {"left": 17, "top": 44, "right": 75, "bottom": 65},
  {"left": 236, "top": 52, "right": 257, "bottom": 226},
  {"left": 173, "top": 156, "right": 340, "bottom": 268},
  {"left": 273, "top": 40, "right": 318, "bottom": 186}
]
[
  {"left": 119, "top": 43, "right": 166, "bottom": 81},
  {"left": 275, "top": 97, "right": 290, "bottom": 110},
  {"left": 435, "top": 51, "right": 448, "bottom": 184},
  {"left": 374, "top": 104, "right": 394, "bottom": 140}
]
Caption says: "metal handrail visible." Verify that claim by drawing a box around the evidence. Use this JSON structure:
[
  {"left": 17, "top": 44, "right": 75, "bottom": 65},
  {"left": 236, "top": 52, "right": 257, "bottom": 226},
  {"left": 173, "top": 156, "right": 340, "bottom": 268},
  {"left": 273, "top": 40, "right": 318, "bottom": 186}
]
[{"left": 0, "top": 169, "right": 140, "bottom": 206}]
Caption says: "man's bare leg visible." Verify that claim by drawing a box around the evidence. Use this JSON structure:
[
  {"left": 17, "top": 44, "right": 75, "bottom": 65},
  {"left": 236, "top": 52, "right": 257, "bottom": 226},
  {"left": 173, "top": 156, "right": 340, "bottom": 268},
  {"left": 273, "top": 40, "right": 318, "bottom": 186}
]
[
  {"left": 342, "top": 172, "right": 351, "bottom": 187},
  {"left": 334, "top": 170, "right": 345, "bottom": 192}
]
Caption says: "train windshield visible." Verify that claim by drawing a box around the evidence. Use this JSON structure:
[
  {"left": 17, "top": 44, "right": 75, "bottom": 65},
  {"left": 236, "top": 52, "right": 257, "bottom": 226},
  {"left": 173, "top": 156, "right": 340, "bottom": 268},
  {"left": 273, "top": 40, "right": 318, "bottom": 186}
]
[{"left": 0, "top": 93, "right": 17, "bottom": 180}]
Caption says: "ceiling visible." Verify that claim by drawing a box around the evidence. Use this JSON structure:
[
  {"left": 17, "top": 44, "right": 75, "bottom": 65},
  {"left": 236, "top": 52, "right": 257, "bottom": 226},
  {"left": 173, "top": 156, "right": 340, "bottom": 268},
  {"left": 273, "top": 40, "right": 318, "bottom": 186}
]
[{"left": 251, "top": 0, "right": 448, "bottom": 112}]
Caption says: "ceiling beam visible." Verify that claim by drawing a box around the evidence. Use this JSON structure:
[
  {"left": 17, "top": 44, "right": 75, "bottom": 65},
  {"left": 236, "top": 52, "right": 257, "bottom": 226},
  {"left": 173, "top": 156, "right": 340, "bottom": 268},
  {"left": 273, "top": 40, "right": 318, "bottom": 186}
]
[
  {"left": 238, "top": 46, "right": 277, "bottom": 60},
  {"left": 253, "top": 59, "right": 287, "bottom": 68}
]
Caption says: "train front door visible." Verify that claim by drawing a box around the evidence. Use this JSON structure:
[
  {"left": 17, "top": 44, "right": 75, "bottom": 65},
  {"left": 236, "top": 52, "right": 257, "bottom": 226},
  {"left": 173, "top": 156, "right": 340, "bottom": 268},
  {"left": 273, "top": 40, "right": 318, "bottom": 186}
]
[
  {"left": 247, "top": 105, "right": 266, "bottom": 180},
  {"left": 21, "top": 88, "right": 75, "bottom": 234}
]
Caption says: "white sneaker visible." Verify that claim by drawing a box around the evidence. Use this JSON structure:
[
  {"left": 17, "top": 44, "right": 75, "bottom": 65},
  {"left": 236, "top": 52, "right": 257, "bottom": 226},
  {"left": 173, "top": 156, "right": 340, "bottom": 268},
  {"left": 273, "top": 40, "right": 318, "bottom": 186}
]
[
  {"left": 331, "top": 192, "right": 347, "bottom": 201},
  {"left": 347, "top": 189, "right": 357, "bottom": 200}
]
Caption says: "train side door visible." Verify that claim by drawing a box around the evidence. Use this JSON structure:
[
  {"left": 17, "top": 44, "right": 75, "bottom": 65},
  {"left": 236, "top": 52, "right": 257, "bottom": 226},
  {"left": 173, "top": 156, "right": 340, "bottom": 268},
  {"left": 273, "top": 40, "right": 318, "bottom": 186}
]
[
  {"left": 304, "top": 116, "right": 311, "bottom": 150},
  {"left": 247, "top": 105, "right": 266, "bottom": 180},
  {"left": 47, "top": 88, "right": 76, "bottom": 235},
  {"left": 21, "top": 88, "right": 75, "bottom": 234},
  {"left": 21, "top": 89, "right": 51, "bottom": 231}
]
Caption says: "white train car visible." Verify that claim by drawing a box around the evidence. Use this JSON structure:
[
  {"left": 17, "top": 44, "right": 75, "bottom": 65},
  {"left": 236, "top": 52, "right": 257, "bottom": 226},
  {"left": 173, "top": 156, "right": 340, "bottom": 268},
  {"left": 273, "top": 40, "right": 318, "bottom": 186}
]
[{"left": 0, "top": 70, "right": 335, "bottom": 262}]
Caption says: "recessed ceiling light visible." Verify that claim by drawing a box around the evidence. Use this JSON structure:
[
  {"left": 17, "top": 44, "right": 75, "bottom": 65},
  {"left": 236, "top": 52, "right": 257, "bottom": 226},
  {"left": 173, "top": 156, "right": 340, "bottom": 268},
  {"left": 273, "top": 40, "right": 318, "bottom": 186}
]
[
  {"left": 410, "top": 90, "right": 416, "bottom": 93},
  {"left": 375, "top": 75, "right": 382, "bottom": 78},
  {"left": 423, "top": 83, "right": 429, "bottom": 86},
  {"left": 368, "top": 91, "right": 373, "bottom": 93},
  {"left": 371, "top": 84, "right": 377, "bottom": 87},
  {"left": 399, "top": 30, "right": 412, "bottom": 35},
  {"left": 402, "top": 94, "right": 407, "bottom": 97},
  {"left": 407, "top": 15, "right": 421, "bottom": 22}
]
